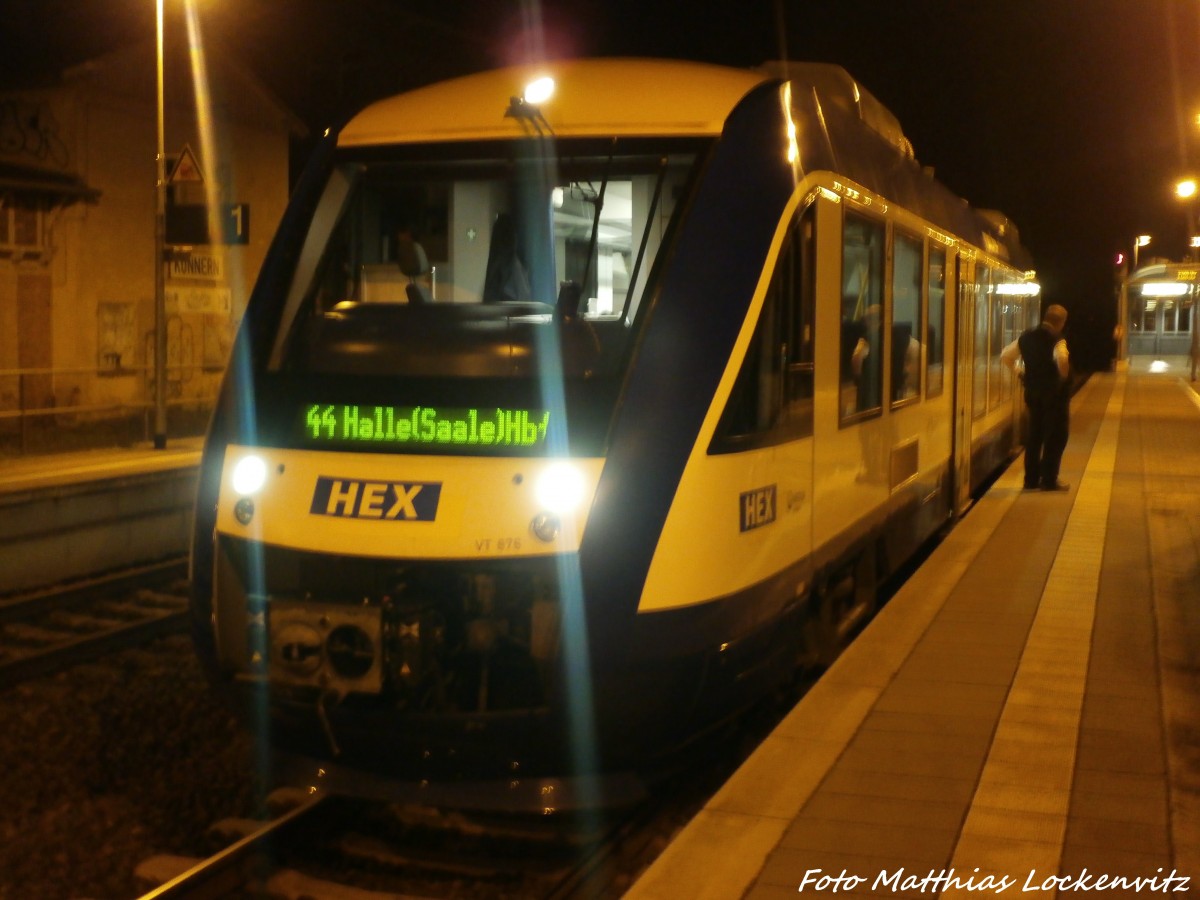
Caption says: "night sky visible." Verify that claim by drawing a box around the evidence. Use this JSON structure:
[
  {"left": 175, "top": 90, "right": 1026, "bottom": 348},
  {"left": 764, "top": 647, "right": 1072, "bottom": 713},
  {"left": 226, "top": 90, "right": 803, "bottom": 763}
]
[{"left": 4, "top": 0, "right": 1199, "bottom": 368}]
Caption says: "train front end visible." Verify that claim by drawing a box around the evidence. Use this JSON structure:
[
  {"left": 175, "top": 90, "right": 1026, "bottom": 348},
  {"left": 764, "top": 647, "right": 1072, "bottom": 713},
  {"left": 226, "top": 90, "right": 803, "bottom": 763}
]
[{"left": 190, "top": 60, "right": 777, "bottom": 787}]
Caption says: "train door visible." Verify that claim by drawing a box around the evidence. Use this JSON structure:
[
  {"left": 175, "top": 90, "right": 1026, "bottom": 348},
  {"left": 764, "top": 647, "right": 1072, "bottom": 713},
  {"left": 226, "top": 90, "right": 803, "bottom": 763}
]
[{"left": 951, "top": 253, "right": 974, "bottom": 515}]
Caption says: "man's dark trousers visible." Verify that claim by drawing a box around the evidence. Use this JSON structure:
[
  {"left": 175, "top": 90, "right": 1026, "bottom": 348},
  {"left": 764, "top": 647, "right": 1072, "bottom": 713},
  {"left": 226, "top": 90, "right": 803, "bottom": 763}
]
[{"left": 1023, "top": 389, "right": 1068, "bottom": 488}]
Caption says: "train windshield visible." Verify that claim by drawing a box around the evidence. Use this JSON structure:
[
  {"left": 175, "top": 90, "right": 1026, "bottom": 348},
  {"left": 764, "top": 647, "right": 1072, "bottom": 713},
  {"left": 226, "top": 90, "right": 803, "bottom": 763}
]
[{"left": 265, "top": 138, "right": 705, "bottom": 455}]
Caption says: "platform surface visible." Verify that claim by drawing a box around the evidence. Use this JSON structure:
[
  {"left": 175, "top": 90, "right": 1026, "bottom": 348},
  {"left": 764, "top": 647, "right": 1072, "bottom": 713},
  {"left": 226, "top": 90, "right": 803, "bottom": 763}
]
[
  {"left": 0, "top": 437, "right": 202, "bottom": 496},
  {"left": 629, "top": 370, "right": 1200, "bottom": 898}
]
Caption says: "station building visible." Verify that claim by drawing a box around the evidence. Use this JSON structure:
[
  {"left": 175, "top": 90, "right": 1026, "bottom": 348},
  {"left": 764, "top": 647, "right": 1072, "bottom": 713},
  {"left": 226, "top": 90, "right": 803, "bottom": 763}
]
[
  {"left": 0, "top": 37, "right": 302, "bottom": 449},
  {"left": 1119, "top": 260, "right": 1198, "bottom": 365}
]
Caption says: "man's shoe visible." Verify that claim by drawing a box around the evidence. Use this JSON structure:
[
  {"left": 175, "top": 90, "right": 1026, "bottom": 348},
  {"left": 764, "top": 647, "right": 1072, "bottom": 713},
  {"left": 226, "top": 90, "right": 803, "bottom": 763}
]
[
  {"left": 1040, "top": 481, "right": 1070, "bottom": 492},
  {"left": 1023, "top": 482, "right": 1039, "bottom": 490}
]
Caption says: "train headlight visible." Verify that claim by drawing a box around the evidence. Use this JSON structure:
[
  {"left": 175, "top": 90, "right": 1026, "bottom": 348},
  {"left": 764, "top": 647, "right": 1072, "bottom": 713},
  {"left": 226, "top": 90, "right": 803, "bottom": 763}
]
[
  {"left": 530, "top": 513, "right": 561, "bottom": 543},
  {"left": 530, "top": 462, "right": 586, "bottom": 544},
  {"left": 230, "top": 454, "right": 267, "bottom": 527},
  {"left": 234, "top": 498, "right": 255, "bottom": 526},
  {"left": 231, "top": 454, "right": 268, "bottom": 496},
  {"left": 534, "top": 462, "right": 585, "bottom": 515}
]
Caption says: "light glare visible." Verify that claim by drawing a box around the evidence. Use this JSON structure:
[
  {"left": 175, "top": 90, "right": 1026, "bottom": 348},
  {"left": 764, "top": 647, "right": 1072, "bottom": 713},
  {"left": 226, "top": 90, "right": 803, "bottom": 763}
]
[
  {"left": 535, "top": 462, "right": 586, "bottom": 515},
  {"left": 232, "top": 455, "right": 268, "bottom": 496},
  {"left": 1141, "top": 282, "right": 1189, "bottom": 296},
  {"left": 996, "top": 282, "right": 1041, "bottom": 296},
  {"left": 524, "top": 76, "right": 555, "bottom": 105}
]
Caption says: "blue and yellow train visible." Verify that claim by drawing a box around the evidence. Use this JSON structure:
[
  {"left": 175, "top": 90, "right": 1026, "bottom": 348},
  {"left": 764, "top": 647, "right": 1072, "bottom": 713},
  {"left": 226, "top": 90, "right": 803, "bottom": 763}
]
[{"left": 190, "top": 58, "right": 1040, "bottom": 802}]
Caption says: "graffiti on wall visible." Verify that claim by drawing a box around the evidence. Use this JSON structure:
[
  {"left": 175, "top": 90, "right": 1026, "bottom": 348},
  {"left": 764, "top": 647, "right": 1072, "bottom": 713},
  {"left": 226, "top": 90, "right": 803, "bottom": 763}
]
[{"left": 0, "top": 99, "right": 70, "bottom": 168}]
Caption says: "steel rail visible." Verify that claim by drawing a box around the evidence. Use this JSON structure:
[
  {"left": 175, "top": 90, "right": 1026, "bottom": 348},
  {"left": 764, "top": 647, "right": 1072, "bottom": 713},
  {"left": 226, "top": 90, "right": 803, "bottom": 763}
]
[
  {"left": 0, "top": 557, "right": 190, "bottom": 688},
  {"left": 136, "top": 795, "right": 329, "bottom": 900}
]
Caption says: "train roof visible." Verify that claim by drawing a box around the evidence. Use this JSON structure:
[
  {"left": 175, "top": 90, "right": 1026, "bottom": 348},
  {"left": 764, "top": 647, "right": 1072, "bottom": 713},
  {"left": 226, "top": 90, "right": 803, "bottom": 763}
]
[
  {"left": 337, "top": 57, "right": 1032, "bottom": 269},
  {"left": 339, "top": 58, "right": 769, "bottom": 145}
]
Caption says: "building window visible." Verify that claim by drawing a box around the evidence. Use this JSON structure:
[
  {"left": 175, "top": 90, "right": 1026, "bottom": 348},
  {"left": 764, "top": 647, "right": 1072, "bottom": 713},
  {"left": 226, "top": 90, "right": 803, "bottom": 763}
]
[
  {"left": 98, "top": 303, "right": 137, "bottom": 374},
  {"left": 0, "top": 201, "right": 45, "bottom": 257}
]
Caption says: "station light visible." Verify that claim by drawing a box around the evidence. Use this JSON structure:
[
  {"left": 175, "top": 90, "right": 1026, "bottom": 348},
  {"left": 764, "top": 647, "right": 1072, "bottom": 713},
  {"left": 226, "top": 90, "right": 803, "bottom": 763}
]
[
  {"left": 996, "top": 282, "right": 1041, "bottom": 296},
  {"left": 1140, "top": 282, "right": 1189, "bottom": 296}
]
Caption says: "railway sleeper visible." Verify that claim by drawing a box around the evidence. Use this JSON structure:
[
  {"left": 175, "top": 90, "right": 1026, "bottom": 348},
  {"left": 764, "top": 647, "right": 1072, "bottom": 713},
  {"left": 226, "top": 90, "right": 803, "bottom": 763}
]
[
  {"left": 45, "top": 611, "right": 126, "bottom": 633},
  {"left": 1, "top": 623, "right": 67, "bottom": 647}
]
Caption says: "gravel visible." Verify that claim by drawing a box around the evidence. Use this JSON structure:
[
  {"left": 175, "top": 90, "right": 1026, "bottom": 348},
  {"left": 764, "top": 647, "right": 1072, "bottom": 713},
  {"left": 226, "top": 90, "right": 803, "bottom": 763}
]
[{"left": 0, "top": 634, "right": 267, "bottom": 900}]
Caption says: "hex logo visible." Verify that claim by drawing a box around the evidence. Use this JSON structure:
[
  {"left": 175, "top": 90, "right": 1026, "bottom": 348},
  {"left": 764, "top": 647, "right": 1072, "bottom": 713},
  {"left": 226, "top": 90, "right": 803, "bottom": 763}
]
[
  {"left": 739, "top": 484, "right": 776, "bottom": 532},
  {"left": 309, "top": 476, "right": 442, "bottom": 521}
]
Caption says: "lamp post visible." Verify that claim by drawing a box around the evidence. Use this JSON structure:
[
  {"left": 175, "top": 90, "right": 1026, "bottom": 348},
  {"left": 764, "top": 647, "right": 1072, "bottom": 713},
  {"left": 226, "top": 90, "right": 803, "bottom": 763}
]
[
  {"left": 1133, "top": 234, "right": 1151, "bottom": 271},
  {"left": 152, "top": 0, "right": 168, "bottom": 449},
  {"left": 1175, "top": 178, "right": 1198, "bottom": 260}
]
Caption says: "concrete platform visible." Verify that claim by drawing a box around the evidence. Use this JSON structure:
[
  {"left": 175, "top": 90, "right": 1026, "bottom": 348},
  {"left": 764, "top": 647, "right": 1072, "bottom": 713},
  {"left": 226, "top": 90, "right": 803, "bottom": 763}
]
[
  {"left": 0, "top": 439, "right": 202, "bottom": 594},
  {"left": 0, "top": 437, "right": 202, "bottom": 497},
  {"left": 629, "top": 370, "right": 1200, "bottom": 898}
]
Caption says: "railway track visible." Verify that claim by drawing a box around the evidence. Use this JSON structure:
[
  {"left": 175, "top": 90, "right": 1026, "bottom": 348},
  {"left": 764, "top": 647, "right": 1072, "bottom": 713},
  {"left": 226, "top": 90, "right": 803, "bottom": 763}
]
[
  {"left": 0, "top": 557, "right": 190, "bottom": 688},
  {"left": 134, "top": 783, "right": 682, "bottom": 899},
  {"left": 131, "top": 731, "right": 763, "bottom": 900}
]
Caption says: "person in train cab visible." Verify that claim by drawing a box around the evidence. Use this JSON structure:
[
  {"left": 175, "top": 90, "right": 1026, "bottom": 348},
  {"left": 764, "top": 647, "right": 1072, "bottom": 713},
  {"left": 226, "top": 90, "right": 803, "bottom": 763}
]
[
  {"left": 395, "top": 225, "right": 435, "bottom": 303},
  {"left": 482, "top": 212, "right": 532, "bottom": 303},
  {"left": 1001, "top": 303, "right": 1071, "bottom": 491}
]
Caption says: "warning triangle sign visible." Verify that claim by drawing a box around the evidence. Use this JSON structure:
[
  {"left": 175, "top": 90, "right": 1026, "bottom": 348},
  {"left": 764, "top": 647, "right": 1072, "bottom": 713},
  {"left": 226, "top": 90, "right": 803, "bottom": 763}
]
[{"left": 168, "top": 144, "right": 204, "bottom": 185}]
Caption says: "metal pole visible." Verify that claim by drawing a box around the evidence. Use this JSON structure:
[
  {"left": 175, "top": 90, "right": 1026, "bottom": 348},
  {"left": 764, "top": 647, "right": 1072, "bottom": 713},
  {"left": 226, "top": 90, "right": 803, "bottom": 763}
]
[{"left": 153, "top": 0, "right": 168, "bottom": 449}]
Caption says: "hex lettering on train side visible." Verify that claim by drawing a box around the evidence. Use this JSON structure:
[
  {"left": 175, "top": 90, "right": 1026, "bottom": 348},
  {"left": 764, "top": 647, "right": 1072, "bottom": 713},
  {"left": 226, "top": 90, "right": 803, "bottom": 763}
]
[{"left": 739, "top": 484, "right": 777, "bottom": 533}]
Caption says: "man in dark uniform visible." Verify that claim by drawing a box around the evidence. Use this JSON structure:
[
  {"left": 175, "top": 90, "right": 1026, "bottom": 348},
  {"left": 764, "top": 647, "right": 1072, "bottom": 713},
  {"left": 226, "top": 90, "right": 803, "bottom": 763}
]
[{"left": 1001, "top": 304, "right": 1071, "bottom": 491}]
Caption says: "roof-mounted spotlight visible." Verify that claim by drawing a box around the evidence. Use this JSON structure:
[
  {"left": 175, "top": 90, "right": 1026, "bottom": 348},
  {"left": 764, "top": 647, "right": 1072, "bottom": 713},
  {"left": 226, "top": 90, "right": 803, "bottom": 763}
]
[
  {"left": 505, "top": 76, "right": 556, "bottom": 131},
  {"left": 524, "top": 76, "right": 555, "bottom": 105}
]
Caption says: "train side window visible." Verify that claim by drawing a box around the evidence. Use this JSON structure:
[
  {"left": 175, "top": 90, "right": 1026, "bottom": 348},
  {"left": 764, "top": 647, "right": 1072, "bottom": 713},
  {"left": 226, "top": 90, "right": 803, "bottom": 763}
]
[
  {"left": 710, "top": 204, "right": 815, "bottom": 452},
  {"left": 998, "top": 287, "right": 1021, "bottom": 402},
  {"left": 988, "top": 281, "right": 1005, "bottom": 410},
  {"left": 785, "top": 209, "right": 816, "bottom": 420},
  {"left": 891, "top": 231, "right": 923, "bottom": 405},
  {"left": 972, "top": 266, "right": 991, "bottom": 419},
  {"left": 840, "top": 212, "right": 885, "bottom": 422},
  {"left": 926, "top": 246, "right": 946, "bottom": 398}
]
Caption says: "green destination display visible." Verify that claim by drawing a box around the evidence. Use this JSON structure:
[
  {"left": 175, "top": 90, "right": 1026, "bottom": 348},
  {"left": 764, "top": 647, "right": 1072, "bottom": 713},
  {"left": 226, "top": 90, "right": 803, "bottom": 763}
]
[{"left": 303, "top": 404, "right": 551, "bottom": 448}]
